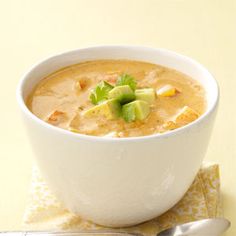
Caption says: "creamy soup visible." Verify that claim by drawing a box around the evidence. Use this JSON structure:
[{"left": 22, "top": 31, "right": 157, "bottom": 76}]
[{"left": 27, "top": 60, "right": 206, "bottom": 137}]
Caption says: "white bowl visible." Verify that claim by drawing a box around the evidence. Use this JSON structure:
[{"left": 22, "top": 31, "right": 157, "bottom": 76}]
[{"left": 17, "top": 46, "right": 219, "bottom": 227}]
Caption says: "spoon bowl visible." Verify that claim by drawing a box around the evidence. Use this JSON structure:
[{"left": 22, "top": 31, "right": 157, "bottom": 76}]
[{"left": 157, "top": 218, "right": 230, "bottom": 236}]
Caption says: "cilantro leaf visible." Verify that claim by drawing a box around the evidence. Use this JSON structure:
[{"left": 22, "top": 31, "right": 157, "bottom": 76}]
[
  {"left": 116, "top": 74, "right": 137, "bottom": 91},
  {"left": 89, "top": 81, "right": 113, "bottom": 105}
]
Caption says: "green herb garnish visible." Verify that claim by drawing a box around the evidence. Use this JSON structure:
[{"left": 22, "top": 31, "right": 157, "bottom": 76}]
[
  {"left": 87, "top": 74, "right": 152, "bottom": 122},
  {"left": 90, "top": 81, "right": 114, "bottom": 105},
  {"left": 116, "top": 74, "right": 137, "bottom": 91}
]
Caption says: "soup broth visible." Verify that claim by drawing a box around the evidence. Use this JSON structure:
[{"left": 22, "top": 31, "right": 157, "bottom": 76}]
[{"left": 27, "top": 60, "right": 206, "bottom": 137}]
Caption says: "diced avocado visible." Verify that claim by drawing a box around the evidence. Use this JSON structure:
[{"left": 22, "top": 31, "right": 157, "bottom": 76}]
[
  {"left": 135, "top": 88, "right": 156, "bottom": 104},
  {"left": 135, "top": 100, "right": 151, "bottom": 120},
  {"left": 122, "top": 101, "right": 136, "bottom": 122},
  {"left": 122, "top": 100, "right": 150, "bottom": 122},
  {"left": 108, "top": 85, "right": 135, "bottom": 104},
  {"left": 83, "top": 99, "right": 121, "bottom": 120}
]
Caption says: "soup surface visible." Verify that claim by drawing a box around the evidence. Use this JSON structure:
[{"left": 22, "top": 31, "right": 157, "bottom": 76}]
[{"left": 27, "top": 60, "right": 206, "bottom": 137}]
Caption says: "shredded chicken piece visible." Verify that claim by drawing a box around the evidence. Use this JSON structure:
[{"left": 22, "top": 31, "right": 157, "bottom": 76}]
[
  {"left": 69, "top": 112, "right": 99, "bottom": 135},
  {"left": 79, "top": 80, "right": 87, "bottom": 89},
  {"left": 104, "top": 74, "right": 118, "bottom": 85},
  {"left": 162, "top": 121, "right": 178, "bottom": 130},
  {"left": 75, "top": 77, "right": 91, "bottom": 91},
  {"left": 163, "top": 106, "right": 199, "bottom": 131},
  {"left": 47, "top": 110, "right": 66, "bottom": 125},
  {"left": 68, "top": 112, "right": 81, "bottom": 128},
  {"left": 175, "top": 106, "right": 199, "bottom": 126},
  {"left": 75, "top": 81, "right": 82, "bottom": 91},
  {"left": 138, "top": 69, "right": 163, "bottom": 87}
]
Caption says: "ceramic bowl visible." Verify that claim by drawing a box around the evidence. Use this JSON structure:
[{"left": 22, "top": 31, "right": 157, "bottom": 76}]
[{"left": 17, "top": 46, "right": 219, "bottom": 227}]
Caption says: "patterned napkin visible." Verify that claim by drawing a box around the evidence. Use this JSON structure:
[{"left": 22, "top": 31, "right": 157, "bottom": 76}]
[{"left": 23, "top": 163, "right": 222, "bottom": 236}]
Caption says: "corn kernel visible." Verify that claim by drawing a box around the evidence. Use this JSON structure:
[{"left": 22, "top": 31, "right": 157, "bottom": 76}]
[{"left": 156, "top": 84, "right": 177, "bottom": 97}]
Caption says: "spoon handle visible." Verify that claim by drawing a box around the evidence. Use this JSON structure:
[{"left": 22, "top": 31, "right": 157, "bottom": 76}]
[{"left": 0, "top": 232, "right": 141, "bottom": 236}]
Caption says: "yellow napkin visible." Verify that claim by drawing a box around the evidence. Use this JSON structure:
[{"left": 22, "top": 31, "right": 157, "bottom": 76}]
[{"left": 23, "top": 163, "right": 222, "bottom": 235}]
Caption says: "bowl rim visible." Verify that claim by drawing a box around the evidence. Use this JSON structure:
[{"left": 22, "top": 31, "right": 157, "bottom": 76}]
[{"left": 17, "top": 45, "right": 219, "bottom": 143}]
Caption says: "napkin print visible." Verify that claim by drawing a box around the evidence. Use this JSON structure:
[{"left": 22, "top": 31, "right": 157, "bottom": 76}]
[{"left": 23, "top": 163, "right": 221, "bottom": 236}]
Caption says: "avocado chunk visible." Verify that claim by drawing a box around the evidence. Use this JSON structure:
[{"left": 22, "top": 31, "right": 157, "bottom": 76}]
[
  {"left": 83, "top": 99, "right": 121, "bottom": 120},
  {"left": 108, "top": 85, "right": 135, "bottom": 104},
  {"left": 135, "top": 88, "right": 156, "bottom": 104},
  {"left": 122, "top": 100, "right": 150, "bottom": 122}
]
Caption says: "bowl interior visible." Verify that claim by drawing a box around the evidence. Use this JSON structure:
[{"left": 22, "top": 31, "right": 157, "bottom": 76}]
[{"left": 19, "top": 46, "right": 218, "bottom": 114}]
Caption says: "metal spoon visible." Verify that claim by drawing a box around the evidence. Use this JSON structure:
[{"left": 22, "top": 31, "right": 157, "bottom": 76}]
[
  {"left": 0, "top": 218, "right": 230, "bottom": 236},
  {"left": 157, "top": 218, "right": 230, "bottom": 236}
]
